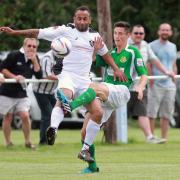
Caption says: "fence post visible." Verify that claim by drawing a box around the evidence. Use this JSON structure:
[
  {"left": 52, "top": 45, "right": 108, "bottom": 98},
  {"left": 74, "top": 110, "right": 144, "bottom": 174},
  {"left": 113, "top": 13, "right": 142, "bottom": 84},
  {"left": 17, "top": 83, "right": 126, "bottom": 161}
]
[{"left": 116, "top": 104, "right": 128, "bottom": 143}]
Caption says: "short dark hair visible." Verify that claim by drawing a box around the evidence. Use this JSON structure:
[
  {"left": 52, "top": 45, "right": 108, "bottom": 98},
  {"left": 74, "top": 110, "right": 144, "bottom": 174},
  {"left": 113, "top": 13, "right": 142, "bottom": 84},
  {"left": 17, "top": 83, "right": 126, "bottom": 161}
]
[
  {"left": 114, "top": 21, "right": 131, "bottom": 33},
  {"left": 131, "top": 24, "right": 144, "bottom": 32},
  {"left": 74, "top": 6, "right": 91, "bottom": 15}
]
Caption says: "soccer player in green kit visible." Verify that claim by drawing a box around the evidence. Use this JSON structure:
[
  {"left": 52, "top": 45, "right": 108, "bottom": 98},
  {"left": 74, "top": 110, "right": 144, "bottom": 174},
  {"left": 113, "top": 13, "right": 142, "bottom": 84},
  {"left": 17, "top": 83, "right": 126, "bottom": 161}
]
[{"left": 57, "top": 21, "right": 148, "bottom": 173}]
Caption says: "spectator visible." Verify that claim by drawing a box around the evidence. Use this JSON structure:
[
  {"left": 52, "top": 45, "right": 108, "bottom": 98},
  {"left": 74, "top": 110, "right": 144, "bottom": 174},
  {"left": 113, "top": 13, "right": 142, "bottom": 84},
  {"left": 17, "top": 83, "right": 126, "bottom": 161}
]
[
  {"left": 148, "top": 23, "right": 177, "bottom": 141},
  {"left": 0, "top": 38, "right": 42, "bottom": 148},
  {"left": 128, "top": 24, "right": 174, "bottom": 143},
  {"left": 33, "top": 50, "right": 62, "bottom": 145}
]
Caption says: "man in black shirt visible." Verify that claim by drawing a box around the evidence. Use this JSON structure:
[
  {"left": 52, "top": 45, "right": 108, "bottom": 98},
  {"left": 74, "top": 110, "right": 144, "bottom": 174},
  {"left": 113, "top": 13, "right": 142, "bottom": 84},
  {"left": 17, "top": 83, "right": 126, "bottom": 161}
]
[{"left": 0, "top": 38, "right": 42, "bottom": 148}]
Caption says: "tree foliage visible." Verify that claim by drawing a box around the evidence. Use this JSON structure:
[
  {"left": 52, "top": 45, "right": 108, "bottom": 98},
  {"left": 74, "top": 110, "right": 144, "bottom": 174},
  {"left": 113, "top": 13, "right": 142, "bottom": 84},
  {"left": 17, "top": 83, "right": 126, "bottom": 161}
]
[
  {"left": 0, "top": 0, "right": 180, "bottom": 51},
  {"left": 111, "top": 0, "right": 180, "bottom": 46}
]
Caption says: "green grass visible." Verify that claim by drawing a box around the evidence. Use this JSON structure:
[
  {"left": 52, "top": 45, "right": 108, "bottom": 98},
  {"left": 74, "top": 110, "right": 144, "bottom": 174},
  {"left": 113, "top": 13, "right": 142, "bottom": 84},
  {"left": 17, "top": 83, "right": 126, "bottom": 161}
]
[{"left": 0, "top": 125, "right": 180, "bottom": 180}]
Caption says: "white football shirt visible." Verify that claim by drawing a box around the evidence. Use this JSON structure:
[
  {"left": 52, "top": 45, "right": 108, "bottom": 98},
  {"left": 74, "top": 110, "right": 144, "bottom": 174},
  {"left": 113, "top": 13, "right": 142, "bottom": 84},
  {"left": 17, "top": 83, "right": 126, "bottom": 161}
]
[{"left": 38, "top": 24, "right": 108, "bottom": 77}]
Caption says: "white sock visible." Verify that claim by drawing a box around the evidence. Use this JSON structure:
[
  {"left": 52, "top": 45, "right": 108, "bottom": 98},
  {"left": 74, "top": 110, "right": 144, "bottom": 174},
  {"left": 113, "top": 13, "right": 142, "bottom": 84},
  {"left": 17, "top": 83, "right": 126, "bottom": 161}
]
[
  {"left": 82, "top": 119, "right": 100, "bottom": 150},
  {"left": 147, "top": 134, "right": 154, "bottom": 140},
  {"left": 50, "top": 106, "right": 64, "bottom": 128}
]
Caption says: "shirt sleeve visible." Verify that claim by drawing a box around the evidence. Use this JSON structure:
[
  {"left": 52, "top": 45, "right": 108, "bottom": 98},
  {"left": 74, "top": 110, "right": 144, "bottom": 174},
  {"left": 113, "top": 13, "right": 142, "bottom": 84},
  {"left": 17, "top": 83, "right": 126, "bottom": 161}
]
[
  {"left": 41, "top": 55, "right": 53, "bottom": 77},
  {"left": 134, "top": 48, "right": 148, "bottom": 76},
  {"left": 0, "top": 52, "right": 16, "bottom": 71},
  {"left": 174, "top": 44, "right": 177, "bottom": 61},
  {"left": 38, "top": 25, "right": 66, "bottom": 41},
  {"left": 147, "top": 44, "right": 158, "bottom": 62}
]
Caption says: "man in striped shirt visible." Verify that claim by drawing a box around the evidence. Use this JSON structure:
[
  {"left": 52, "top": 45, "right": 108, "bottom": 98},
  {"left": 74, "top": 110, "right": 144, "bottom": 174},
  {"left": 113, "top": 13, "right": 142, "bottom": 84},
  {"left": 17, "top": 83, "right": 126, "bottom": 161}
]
[{"left": 33, "top": 50, "right": 63, "bottom": 145}]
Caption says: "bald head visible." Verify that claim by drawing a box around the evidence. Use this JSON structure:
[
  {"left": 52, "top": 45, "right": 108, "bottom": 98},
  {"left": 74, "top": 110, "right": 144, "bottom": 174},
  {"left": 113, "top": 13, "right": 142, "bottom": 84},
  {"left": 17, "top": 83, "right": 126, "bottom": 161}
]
[{"left": 158, "top": 23, "right": 172, "bottom": 41}]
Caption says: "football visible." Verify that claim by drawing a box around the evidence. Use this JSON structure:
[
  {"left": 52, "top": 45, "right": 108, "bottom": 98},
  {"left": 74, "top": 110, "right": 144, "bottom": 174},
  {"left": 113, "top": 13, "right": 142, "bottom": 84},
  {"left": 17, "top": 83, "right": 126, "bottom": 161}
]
[{"left": 51, "top": 37, "right": 72, "bottom": 58}]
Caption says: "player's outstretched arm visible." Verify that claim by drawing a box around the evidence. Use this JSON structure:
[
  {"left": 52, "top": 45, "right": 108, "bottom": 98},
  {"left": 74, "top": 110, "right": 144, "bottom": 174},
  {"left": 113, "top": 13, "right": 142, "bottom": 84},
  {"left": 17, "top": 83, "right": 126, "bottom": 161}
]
[{"left": 0, "top": 27, "right": 39, "bottom": 38}]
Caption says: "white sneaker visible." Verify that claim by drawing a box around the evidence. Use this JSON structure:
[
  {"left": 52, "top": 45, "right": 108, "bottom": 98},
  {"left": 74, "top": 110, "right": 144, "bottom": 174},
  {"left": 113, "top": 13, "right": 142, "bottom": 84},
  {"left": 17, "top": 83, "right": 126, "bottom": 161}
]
[{"left": 146, "top": 137, "right": 167, "bottom": 144}]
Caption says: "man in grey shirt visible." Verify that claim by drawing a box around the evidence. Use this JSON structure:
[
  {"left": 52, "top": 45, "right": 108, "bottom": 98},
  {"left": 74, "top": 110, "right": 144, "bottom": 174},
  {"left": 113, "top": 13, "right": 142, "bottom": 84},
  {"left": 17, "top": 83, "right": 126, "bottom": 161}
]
[{"left": 148, "top": 23, "right": 177, "bottom": 142}]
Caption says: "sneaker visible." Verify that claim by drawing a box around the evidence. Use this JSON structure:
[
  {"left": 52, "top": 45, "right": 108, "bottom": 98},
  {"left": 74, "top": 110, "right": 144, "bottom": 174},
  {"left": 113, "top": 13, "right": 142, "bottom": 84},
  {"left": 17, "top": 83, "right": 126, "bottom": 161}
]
[
  {"left": 6, "top": 142, "right": 14, "bottom": 147},
  {"left": 25, "top": 143, "right": 36, "bottom": 150},
  {"left": 158, "top": 138, "right": 167, "bottom": 143},
  {"left": 81, "top": 167, "right": 99, "bottom": 174},
  {"left": 78, "top": 150, "right": 95, "bottom": 163},
  {"left": 46, "top": 127, "right": 57, "bottom": 145},
  {"left": 56, "top": 89, "right": 71, "bottom": 112},
  {"left": 146, "top": 136, "right": 167, "bottom": 144}
]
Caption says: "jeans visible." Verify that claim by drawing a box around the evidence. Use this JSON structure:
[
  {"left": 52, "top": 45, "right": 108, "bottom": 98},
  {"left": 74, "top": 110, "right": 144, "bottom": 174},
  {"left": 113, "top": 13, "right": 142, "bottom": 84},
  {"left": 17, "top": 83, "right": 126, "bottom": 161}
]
[{"left": 34, "top": 92, "right": 56, "bottom": 144}]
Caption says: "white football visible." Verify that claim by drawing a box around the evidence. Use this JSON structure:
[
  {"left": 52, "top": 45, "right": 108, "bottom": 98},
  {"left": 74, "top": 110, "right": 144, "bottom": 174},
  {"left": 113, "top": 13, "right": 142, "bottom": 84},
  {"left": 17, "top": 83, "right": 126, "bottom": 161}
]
[{"left": 51, "top": 37, "right": 72, "bottom": 58}]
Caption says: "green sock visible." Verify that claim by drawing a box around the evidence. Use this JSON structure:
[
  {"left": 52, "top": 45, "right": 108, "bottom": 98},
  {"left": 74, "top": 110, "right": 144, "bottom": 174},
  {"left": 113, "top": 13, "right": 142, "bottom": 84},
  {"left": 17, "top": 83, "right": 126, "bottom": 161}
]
[
  {"left": 89, "top": 144, "right": 98, "bottom": 170},
  {"left": 81, "top": 140, "right": 97, "bottom": 170},
  {"left": 71, "top": 88, "right": 96, "bottom": 110}
]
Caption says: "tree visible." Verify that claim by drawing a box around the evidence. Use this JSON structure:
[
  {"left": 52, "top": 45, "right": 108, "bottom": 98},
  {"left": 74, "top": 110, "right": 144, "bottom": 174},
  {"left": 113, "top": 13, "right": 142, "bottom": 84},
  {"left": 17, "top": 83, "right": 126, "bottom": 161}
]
[{"left": 97, "top": 0, "right": 117, "bottom": 144}]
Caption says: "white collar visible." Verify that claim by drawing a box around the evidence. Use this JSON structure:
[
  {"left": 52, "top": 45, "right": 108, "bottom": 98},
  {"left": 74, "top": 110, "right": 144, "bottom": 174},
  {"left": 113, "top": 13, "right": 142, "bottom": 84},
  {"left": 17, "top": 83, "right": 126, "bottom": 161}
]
[{"left": 20, "top": 47, "right": 28, "bottom": 62}]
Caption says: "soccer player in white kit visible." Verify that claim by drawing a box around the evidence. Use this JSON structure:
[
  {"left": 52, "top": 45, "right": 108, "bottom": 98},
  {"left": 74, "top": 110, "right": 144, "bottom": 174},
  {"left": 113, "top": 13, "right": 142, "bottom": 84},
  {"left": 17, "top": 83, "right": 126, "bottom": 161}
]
[{"left": 0, "top": 6, "right": 127, "bottom": 147}]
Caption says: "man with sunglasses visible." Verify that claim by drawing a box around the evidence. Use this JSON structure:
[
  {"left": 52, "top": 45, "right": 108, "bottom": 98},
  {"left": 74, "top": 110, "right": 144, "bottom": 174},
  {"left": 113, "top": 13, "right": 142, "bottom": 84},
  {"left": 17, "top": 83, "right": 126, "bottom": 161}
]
[
  {"left": 127, "top": 24, "right": 174, "bottom": 143},
  {"left": 0, "top": 38, "right": 42, "bottom": 148}
]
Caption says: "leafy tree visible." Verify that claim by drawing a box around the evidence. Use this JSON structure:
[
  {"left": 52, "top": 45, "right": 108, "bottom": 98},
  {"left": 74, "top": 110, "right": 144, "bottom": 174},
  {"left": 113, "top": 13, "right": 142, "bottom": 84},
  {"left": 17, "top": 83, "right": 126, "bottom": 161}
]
[{"left": 0, "top": 0, "right": 180, "bottom": 51}]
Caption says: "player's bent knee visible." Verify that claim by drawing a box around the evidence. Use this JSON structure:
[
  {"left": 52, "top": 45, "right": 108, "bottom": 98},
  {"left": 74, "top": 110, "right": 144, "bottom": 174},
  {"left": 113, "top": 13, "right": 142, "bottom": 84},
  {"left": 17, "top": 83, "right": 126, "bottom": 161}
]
[{"left": 92, "top": 108, "right": 103, "bottom": 122}]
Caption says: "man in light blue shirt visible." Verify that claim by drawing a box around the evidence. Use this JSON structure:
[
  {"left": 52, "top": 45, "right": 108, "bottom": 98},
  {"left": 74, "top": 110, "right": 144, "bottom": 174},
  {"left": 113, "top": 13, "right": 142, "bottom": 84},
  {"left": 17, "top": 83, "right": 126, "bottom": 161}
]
[{"left": 148, "top": 23, "right": 177, "bottom": 141}]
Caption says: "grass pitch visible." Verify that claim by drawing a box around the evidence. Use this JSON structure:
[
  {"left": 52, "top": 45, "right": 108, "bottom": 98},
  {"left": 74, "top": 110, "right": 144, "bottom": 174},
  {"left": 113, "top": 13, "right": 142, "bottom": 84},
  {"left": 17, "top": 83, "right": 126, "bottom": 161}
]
[{"left": 0, "top": 124, "right": 180, "bottom": 180}]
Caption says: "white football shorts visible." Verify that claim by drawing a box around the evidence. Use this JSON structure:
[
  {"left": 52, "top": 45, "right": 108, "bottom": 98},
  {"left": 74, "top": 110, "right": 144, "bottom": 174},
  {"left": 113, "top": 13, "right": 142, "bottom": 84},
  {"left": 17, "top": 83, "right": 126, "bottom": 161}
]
[
  {"left": 101, "top": 83, "right": 130, "bottom": 124},
  {"left": 57, "top": 70, "right": 91, "bottom": 98}
]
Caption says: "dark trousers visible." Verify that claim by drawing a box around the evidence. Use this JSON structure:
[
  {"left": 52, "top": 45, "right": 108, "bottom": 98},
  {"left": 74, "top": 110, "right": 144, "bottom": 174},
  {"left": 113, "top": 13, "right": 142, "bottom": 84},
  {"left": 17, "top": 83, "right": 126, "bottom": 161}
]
[{"left": 34, "top": 92, "right": 56, "bottom": 144}]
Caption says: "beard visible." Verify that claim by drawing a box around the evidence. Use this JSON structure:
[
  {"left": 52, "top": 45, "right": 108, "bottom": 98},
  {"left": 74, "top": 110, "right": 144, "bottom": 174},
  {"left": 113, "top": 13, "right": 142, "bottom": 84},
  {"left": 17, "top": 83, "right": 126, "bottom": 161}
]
[
  {"left": 161, "top": 34, "right": 170, "bottom": 41},
  {"left": 76, "top": 24, "right": 89, "bottom": 32}
]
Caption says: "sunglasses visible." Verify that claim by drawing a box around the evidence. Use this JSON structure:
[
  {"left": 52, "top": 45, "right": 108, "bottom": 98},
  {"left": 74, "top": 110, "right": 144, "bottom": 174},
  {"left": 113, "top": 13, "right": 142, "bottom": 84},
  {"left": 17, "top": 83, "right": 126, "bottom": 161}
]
[
  {"left": 27, "top": 44, "right": 37, "bottom": 49},
  {"left": 133, "top": 32, "right": 144, "bottom": 35}
]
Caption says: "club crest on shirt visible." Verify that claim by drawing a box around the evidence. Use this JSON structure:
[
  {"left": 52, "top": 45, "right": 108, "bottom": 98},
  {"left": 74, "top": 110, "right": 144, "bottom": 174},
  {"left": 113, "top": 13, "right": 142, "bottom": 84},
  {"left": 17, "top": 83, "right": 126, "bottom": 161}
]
[
  {"left": 137, "top": 58, "right": 143, "bottom": 66},
  {"left": 120, "top": 56, "right": 127, "bottom": 63},
  {"left": 17, "top": 62, "right": 22, "bottom": 66},
  {"left": 89, "top": 40, "right": 94, "bottom": 47}
]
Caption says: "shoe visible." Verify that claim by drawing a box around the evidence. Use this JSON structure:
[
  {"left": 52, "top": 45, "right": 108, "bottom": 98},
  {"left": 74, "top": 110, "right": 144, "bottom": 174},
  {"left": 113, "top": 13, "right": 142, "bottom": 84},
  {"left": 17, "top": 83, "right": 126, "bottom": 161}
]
[
  {"left": 158, "top": 138, "right": 167, "bottom": 143},
  {"left": 146, "top": 136, "right": 167, "bottom": 144},
  {"left": 6, "top": 142, "right": 14, "bottom": 147},
  {"left": 39, "top": 142, "right": 47, "bottom": 146},
  {"left": 78, "top": 150, "right": 95, "bottom": 163},
  {"left": 25, "top": 143, "right": 36, "bottom": 150},
  {"left": 56, "top": 89, "right": 71, "bottom": 112},
  {"left": 46, "top": 127, "right": 57, "bottom": 145},
  {"left": 81, "top": 167, "right": 99, "bottom": 174}
]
